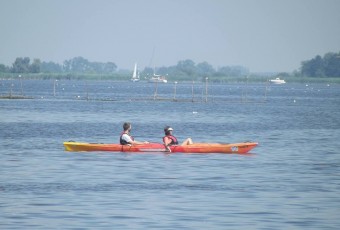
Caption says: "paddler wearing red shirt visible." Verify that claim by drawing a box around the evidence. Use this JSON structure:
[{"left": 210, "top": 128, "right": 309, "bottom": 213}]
[{"left": 163, "top": 126, "right": 193, "bottom": 152}]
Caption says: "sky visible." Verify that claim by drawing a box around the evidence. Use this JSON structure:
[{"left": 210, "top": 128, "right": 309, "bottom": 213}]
[{"left": 0, "top": 0, "right": 340, "bottom": 72}]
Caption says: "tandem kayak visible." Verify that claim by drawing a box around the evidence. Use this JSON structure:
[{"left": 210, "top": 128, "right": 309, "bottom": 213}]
[{"left": 63, "top": 141, "right": 258, "bottom": 154}]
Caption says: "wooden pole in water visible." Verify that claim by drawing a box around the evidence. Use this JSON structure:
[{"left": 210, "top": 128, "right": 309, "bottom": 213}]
[
  {"left": 173, "top": 81, "right": 177, "bottom": 101},
  {"left": 153, "top": 81, "right": 158, "bottom": 100},
  {"left": 19, "top": 75, "right": 23, "bottom": 96},
  {"left": 264, "top": 80, "right": 268, "bottom": 102},
  {"left": 86, "top": 81, "right": 89, "bottom": 101},
  {"left": 191, "top": 80, "right": 194, "bottom": 102},
  {"left": 241, "top": 75, "right": 249, "bottom": 103},
  {"left": 205, "top": 77, "right": 208, "bottom": 103},
  {"left": 53, "top": 80, "right": 56, "bottom": 97},
  {"left": 10, "top": 83, "right": 13, "bottom": 98}
]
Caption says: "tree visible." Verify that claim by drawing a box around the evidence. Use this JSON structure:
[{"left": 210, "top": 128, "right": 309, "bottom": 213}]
[
  {"left": 63, "top": 56, "right": 88, "bottom": 72},
  {"left": 0, "top": 64, "right": 9, "bottom": 73},
  {"left": 103, "top": 62, "right": 117, "bottom": 73},
  {"left": 301, "top": 55, "right": 324, "bottom": 77},
  {"left": 177, "top": 59, "right": 196, "bottom": 77},
  {"left": 216, "top": 65, "right": 248, "bottom": 77},
  {"left": 300, "top": 52, "right": 340, "bottom": 78},
  {"left": 196, "top": 61, "right": 215, "bottom": 77},
  {"left": 41, "top": 61, "right": 63, "bottom": 73},
  {"left": 142, "top": 67, "right": 154, "bottom": 77},
  {"left": 323, "top": 52, "right": 340, "bottom": 77},
  {"left": 63, "top": 57, "right": 117, "bottom": 73},
  {"left": 12, "top": 57, "right": 30, "bottom": 73},
  {"left": 30, "top": 59, "right": 41, "bottom": 73}
]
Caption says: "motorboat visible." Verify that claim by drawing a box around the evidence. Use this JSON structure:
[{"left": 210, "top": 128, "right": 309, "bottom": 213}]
[{"left": 269, "top": 78, "right": 286, "bottom": 84}]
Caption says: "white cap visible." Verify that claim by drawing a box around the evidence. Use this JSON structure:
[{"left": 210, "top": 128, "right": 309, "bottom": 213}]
[{"left": 164, "top": 126, "right": 173, "bottom": 132}]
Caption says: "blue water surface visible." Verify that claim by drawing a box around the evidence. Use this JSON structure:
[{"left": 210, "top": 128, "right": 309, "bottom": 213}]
[{"left": 0, "top": 80, "right": 340, "bottom": 229}]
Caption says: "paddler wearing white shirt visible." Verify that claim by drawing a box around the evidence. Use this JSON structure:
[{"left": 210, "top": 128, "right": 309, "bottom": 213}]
[{"left": 120, "top": 122, "right": 149, "bottom": 145}]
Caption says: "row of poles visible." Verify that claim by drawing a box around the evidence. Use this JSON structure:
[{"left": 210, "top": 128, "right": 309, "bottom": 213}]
[
  {"left": 153, "top": 77, "right": 209, "bottom": 102},
  {"left": 3, "top": 76, "right": 268, "bottom": 103}
]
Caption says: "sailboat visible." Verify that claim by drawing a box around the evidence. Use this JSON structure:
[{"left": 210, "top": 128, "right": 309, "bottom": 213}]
[
  {"left": 130, "top": 63, "right": 140, "bottom": 82},
  {"left": 148, "top": 74, "right": 167, "bottom": 83},
  {"left": 148, "top": 67, "right": 167, "bottom": 83},
  {"left": 147, "top": 47, "right": 168, "bottom": 83}
]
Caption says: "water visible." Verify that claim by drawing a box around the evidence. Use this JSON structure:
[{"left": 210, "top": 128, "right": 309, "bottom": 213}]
[{"left": 1, "top": 80, "right": 340, "bottom": 229}]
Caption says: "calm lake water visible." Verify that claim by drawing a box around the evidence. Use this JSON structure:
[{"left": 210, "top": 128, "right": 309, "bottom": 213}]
[{"left": 1, "top": 80, "right": 340, "bottom": 229}]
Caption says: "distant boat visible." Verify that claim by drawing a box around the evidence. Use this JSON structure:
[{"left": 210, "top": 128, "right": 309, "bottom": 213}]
[
  {"left": 148, "top": 74, "right": 167, "bottom": 83},
  {"left": 269, "top": 78, "right": 286, "bottom": 84},
  {"left": 148, "top": 66, "right": 167, "bottom": 83},
  {"left": 130, "top": 63, "right": 140, "bottom": 82}
]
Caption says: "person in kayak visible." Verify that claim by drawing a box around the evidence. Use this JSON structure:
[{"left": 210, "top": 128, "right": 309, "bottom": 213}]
[
  {"left": 120, "top": 122, "right": 148, "bottom": 145},
  {"left": 163, "top": 126, "right": 193, "bottom": 152}
]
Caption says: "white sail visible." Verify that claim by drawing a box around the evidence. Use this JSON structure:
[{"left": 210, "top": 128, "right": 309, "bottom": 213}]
[
  {"left": 131, "top": 63, "right": 140, "bottom": 82},
  {"left": 132, "top": 63, "right": 137, "bottom": 78}
]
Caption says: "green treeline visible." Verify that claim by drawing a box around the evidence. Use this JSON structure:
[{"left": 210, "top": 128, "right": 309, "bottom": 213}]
[
  {"left": 1, "top": 51, "right": 340, "bottom": 81},
  {"left": 300, "top": 51, "right": 340, "bottom": 78},
  {"left": 0, "top": 56, "right": 249, "bottom": 81},
  {"left": 0, "top": 56, "right": 118, "bottom": 75}
]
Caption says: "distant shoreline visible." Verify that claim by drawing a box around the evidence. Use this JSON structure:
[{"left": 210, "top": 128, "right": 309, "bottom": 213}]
[{"left": 1, "top": 73, "right": 339, "bottom": 84}]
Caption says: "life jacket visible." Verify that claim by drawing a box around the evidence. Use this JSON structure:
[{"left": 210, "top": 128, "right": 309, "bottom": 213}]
[
  {"left": 120, "top": 132, "right": 134, "bottom": 145},
  {"left": 163, "top": 135, "right": 178, "bottom": 145}
]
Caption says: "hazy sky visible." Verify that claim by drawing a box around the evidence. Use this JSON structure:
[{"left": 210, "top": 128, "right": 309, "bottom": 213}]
[{"left": 1, "top": 0, "right": 340, "bottom": 72}]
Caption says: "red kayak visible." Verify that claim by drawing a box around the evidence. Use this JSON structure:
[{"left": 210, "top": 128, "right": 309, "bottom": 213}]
[{"left": 63, "top": 141, "right": 258, "bottom": 154}]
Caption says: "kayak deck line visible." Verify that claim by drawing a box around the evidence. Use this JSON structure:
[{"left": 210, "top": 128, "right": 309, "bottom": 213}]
[{"left": 63, "top": 141, "right": 258, "bottom": 154}]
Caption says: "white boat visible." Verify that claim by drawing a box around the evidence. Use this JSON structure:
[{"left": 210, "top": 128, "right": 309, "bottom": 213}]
[
  {"left": 148, "top": 74, "right": 167, "bottom": 83},
  {"left": 130, "top": 63, "right": 140, "bottom": 82},
  {"left": 269, "top": 78, "right": 286, "bottom": 84}
]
